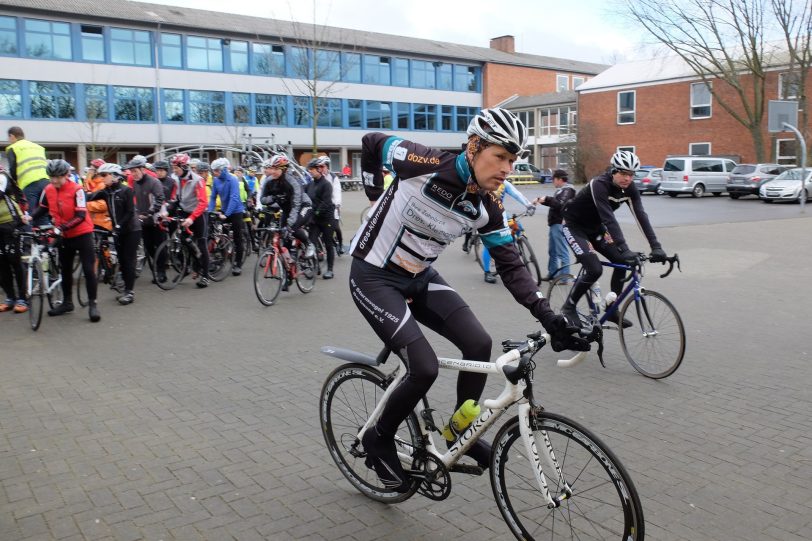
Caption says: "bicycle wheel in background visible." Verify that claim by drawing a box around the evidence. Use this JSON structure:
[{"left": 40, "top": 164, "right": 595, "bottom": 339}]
[
  {"left": 516, "top": 236, "right": 542, "bottom": 286},
  {"left": 28, "top": 261, "right": 44, "bottom": 331},
  {"left": 619, "top": 289, "right": 685, "bottom": 379},
  {"left": 295, "top": 251, "right": 317, "bottom": 293},
  {"left": 253, "top": 248, "right": 284, "bottom": 306},
  {"left": 153, "top": 240, "right": 187, "bottom": 291},
  {"left": 491, "top": 411, "right": 644, "bottom": 541},
  {"left": 544, "top": 273, "right": 575, "bottom": 312},
  {"left": 208, "top": 235, "right": 233, "bottom": 282},
  {"left": 320, "top": 364, "right": 421, "bottom": 504}
]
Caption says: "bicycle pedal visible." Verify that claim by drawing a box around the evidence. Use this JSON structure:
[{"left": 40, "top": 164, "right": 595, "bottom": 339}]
[{"left": 450, "top": 464, "right": 484, "bottom": 476}]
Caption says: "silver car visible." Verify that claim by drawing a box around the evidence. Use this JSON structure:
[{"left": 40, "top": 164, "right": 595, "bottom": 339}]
[
  {"left": 759, "top": 168, "right": 812, "bottom": 203},
  {"left": 660, "top": 156, "right": 738, "bottom": 198},
  {"left": 726, "top": 163, "right": 788, "bottom": 199}
]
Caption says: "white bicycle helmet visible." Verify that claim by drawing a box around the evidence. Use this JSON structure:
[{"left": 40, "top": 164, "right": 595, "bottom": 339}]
[
  {"left": 610, "top": 150, "right": 641, "bottom": 172},
  {"left": 264, "top": 155, "right": 289, "bottom": 169},
  {"left": 211, "top": 157, "right": 230, "bottom": 172},
  {"left": 466, "top": 108, "right": 530, "bottom": 159},
  {"left": 97, "top": 163, "right": 123, "bottom": 176},
  {"left": 315, "top": 156, "right": 331, "bottom": 168}
]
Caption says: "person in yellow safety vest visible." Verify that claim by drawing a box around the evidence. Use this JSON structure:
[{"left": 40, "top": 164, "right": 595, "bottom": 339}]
[{"left": 5, "top": 126, "right": 49, "bottom": 225}]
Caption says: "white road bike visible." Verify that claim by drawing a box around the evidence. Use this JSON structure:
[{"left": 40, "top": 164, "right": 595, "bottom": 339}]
[
  {"left": 320, "top": 331, "right": 644, "bottom": 540},
  {"left": 20, "top": 225, "right": 64, "bottom": 331}
]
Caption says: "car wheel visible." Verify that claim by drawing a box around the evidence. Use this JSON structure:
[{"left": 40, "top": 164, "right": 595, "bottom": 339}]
[
  {"left": 656, "top": 187, "right": 665, "bottom": 195},
  {"left": 729, "top": 193, "right": 741, "bottom": 199},
  {"left": 691, "top": 184, "right": 705, "bottom": 198}
]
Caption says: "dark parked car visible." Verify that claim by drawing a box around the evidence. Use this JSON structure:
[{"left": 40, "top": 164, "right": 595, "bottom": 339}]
[
  {"left": 633, "top": 168, "right": 663, "bottom": 194},
  {"left": 726, "top": 163, "right": 788, "bottom": 199}
]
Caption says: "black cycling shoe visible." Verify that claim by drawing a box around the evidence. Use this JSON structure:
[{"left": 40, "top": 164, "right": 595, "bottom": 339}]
[
  {"left": 362, "top": 427, "right": 410, "bottom": 493},
  {"left": 48, "top": 302, "right": 75, "bottom": 317},
  {"left": 605, "top": 309, "right": 633, "bottom": 328},
  {"left": 446, "top": 437, "right": 492, "bottom": 469},
  {"left": 88, "top": 301, "right": 101, "bottom": 323},
  {"left": 484, "top": 272, "right": 497, "bottom": 284}
]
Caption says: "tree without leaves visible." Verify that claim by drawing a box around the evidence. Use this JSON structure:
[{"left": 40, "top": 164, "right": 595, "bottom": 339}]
[{"left": 621, "top": 0, "right": 811, "bottom": 161}]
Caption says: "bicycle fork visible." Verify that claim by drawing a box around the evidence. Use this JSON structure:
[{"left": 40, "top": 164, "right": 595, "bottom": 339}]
[{"left": 517, "top": 403, "right": 572, "bottom": 509}]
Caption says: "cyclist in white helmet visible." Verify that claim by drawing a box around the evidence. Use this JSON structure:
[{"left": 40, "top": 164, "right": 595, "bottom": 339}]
[
  {"left": 560, "top": 150, "right": 667, "bottom": 328},
  {"left": 348, "top": 107, "right": 588, "bottom": 492}
]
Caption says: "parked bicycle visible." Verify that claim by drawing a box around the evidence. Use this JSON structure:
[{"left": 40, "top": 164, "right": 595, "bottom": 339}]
[
  {"left": 546, "top": 254, "right": 684, "bottom": 379},
  {"left": 472, "top": 212, "right": 542, "bottom": 286},
  {"left": 207, "top": 212, "right": 235, "bottom": 282},
  {"left": 19, "top": 226, "right": 64, "bottom": 331},
  {"left": 151, "top": 217, "right": 204, "bottom": 290},
  {"left": 320, "top": 329, "right": 644, "bottom": 540}
]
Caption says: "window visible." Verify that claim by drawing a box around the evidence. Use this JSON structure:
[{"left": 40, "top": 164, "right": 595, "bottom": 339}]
[
  {"left": 24, "top": 19, "right": 71, "bottom": 60},
  {"left": 691, "top": 82, "right": 711, "bottom": 118},
  {"left": 617, "top": 90, "right": 635, "bottom": 124},
  {"left": 348, "top": 99, "right": 362, "bottom": 128},
  {"left": 411, "top": 60, "right": 435, "bottom": 89},
  {"left": 232, "top": 92, "right": 250, "bottom": 124},
  {"left": 692, "top": 159, "right": 722, "bottom": 173},
  {"left": 573, "top": 76, "right": 586, "bottom": 89},
  {"left": 255, "top": 94, "right": 286, "bottom": 125},
  {"left": 252, "top": 44, "right": 284, "bottom": 75},
  {"left": 187, "top": 36, "right": 222, "bottom": 71},
  {"left": 289, "top": 47, "right": 309, "bottom": 78},
  {"left": 617, "top": 146, "right": 635, "bottom": 153},
  {"left": 113, "top": 86, "right": 154, "bottom": 121},
  {"left": 556, "top": 74, "right": 569, "bottom": 92},
  {"left": 413, "top": 104, "right": 436, "bottom": 130},
  {"left": 397, "top": 103, "right": 410, "bottom": 129},
  {"left": 393, "top": 58, "right": 409, "bottom": 86},
  {"left": 110, "top": 28, "right": 151, "bottom": 66},
  {"left": 436, "top": 63, "right": 452, "bottom": 91},
  {"left": 315, "top": 49, "right": 340, "bottom": 81},
  {"left": 0, "top": 80, "right": 22, "bottom": 118},
  {"left": 84, "top": 84, "right": 108, "bottom": 121},
  {"left": 228, "top": 41, "right": 248, "bottom": 73},
  {"left": 456, "top": 106, "right": 477, "bottom": 131},
  {"left": 440, "top": 105, "right": 453, "bottom": 130},
  {"left": 363, "top": 55, "right": 391, "bottom": 85},
  {"left": 30, "top": 81, "right": 75, "bottom": 119},
  {"left": 689, "top": 143, "right": 711, "bottom": 156},
  {"left": 342, "top": 53, "right": 361, "bottom": 82},
  {"left": 163, "top": 89, "right": 184, "bottom": 122},
  {"left": 779, "top": 72, "right": 801, "bottom": 100},
  {"left": 454, "top": 65, "right": 478, "bottom": 91},
  {"left": 366, "top": 101, "right": 391, "bottom": 129},
  {"left": 316, "top": 98, "right": 342, "bottom": 127},
  {"left": 539, "top": 109, "right": 550, "bottom": 136},
  {"left": 776, "top": 139, "right": 796, "bottom": 165},
  {"left": 516, "top": 110, "right": 534, "bottom": 136},
  {"left": 293, "top": 96, "right": 310, "bottom": 127},
  {"left": 189, "top": 90, "right": 224, "bottom": 123},
  {"left": 80, "top": 25, "right": 104, "bottom": 62},
  {"left": 160, "top": 33, "right": 182, "bottom": 68},
  {"left": 0, "top": 16, "right": 17, "bottom": 55}
]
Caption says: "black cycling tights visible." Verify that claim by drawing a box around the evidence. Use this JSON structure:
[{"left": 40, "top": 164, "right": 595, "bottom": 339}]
[
  {"left": 60, "top": 233, "right": 97, "bottom": 303},
  {"left": 562, "top": 224, "right": 627, "bottom": 304}
]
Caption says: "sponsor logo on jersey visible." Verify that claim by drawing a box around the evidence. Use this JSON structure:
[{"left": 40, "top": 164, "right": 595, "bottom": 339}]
[
  {"left": 406, "top": 153, "right": 441, "bottom": 165},
  {"left": 393, "top": 145, "right": 407, "bottom": 161},
  {"left": 456, "top": 199, "right": 476, "bottom": 216}
]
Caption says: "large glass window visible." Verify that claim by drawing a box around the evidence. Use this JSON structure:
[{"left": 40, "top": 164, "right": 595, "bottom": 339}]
[
  {"left": 315, "top": 49, "right": 340, "bottom": 81},
  {"left": 453, "top": 65, "right": 477, "bottom": 91},
  {"left": 113, "top": 86, "right": 154, "bottom": 121},
  {"left": 776, "top": 139, "right": 796, "bottom": 165},
  {"left": 289, "top": 47, "right": 309, "bottom": 78},
  {"left": 255, "top": 94, "right": 286, "bottom": 125},
  {"left": 30, "top": 81, "right": 75, "bottom": 119},
  {"left": 342, "top": 53, "right": 361, "bottom": 83},
  {"left": 348, "top": 99, "right": 362, "bottom": 128},
  {"left": 0, "top": 80, "right": 22, "bottom": 118},
  {"left": 393, "top": 58, "right": 409, "bottom": 86},
  {"left": 411, "top": 60, "right": 435, "bottom": 89},
  {"left": 316, "top": 98, "right": 342, "bottom": 127},
  {"left": 163, "top": 89, "right": 184, "bottom": 122},
  {"left": 0, "top": 17, "right": 17, "bottom": 55},
  {"left": 84, "top": 84, "right": 108, "bottom": 121},
  {"left": 397, "top": 103, "right": 410, "bottom": 129},
  {"left": 110, "top": 28, "right": 151, "bottom": 66},
  {"left": 232, "top": 92, "right": 250, "bottom": 124},
  {"left": 413, "top": 104, "right": 436, "bottom": 130},
  {"left": 187, "top": 36, "right": 222, "bottom": 71},
  {"left": 24, "top": 19, "right": 71, "bottom": 60},
  {"left": 366, "top": 101, "right": 391, "bottom": 129},
  {"left": 293, "top": 96, "right": 310, "bottom": 127},
  {"left": 228, "top": 40, "right": 248, "bottom": 73},
  {"left": 456, "top": 106, "right": 476, "bottom": 132},
  {"left": 690, "top": 82, "right": 711, "bottom": 118},
  {"left": 252, "top": 44, "right": 284, "bottom": 75},
  {"left": 516, "top": 110, "right": 534, "bottom": 136},
  {"left": 689, "top": 143, "right": 711, "bottom": 156},
  {"left": 440, "top": 105, "right": 453, "bottom": 130},
  {"left": 779, "top": 72, "right": 801, "bottom": 100},
  {"left": 80, "top": 25, "right": 104, "bottom": 62},
  {"left": 617, "top": 90, "right": 635, "bottom": 124},
  {"left": 436, "top": 64, "right": 452, "bottom": 91},
  {"left": 189, "top": 90, "right": 224, "bottom": 123},
  {"left": 160, "top": 33, "right": 182, "bottom": 68},
  {"left": 556, "top": 74, "right": 569, "bottom": 92},
  {"left": 363, "top": 55, "right": 391, "bottom": 85}
]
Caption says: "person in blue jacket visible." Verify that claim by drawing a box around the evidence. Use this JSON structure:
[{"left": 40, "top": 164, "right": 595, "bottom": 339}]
[
  {"left": 481, "top": 179, "right": 536, "bottom": 283},
  {"left": 209, "top": 158, "right": 245, "bottom": 275}
]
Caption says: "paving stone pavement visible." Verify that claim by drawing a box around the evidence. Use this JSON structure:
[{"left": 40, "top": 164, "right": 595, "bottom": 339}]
[{"left": 1, "top": 190, "right": 811, "bottom": 540}]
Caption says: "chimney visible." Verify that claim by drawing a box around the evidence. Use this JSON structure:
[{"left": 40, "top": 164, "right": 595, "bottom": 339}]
[{"left": 490, "top": 35, "right": 515, "bottom": 54}]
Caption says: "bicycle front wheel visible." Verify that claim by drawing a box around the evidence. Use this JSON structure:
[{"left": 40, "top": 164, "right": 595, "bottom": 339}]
[
  {"left": 28, "top": 261, "right": 44, "bottom": 331},
  {"left": 295, "top": 251, "right": 318, "bottom": 293},
  {"left": 517, "top": 236, "right": 542, "bottom": 286},
  {"left": 491, "top": 411, "right": 644, "bottom": 541},
  {"left": 253, "top": 248, "right": 284, "bottom": 306},
  {"left": 154, "top": 240, "right": 187, "bottom": 291},
  {"left": 619, "top": 289, "right": 685, "bottom": 379},
  {"left": 320, "top": 364, "right": 420, "bottom": 504}
]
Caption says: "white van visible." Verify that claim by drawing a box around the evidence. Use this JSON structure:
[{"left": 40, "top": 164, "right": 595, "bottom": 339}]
[{"left": 659, "top": 156, "right": 738, "bottom": 197}]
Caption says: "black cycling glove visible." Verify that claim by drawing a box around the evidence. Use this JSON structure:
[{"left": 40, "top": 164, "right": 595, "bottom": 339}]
[
  {"left": 650, "top": 247, "right": 667, "bottom": 262},
  {"left": 618, "top": 248, "right": 639, "bottom": 265},
  {"left": 544, "top": 314, "right": 591, "bottom": 353}
]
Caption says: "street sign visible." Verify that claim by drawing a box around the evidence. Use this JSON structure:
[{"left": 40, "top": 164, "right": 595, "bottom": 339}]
[{"left": 768, "top": 100, "right": 799, "bottom": 133}]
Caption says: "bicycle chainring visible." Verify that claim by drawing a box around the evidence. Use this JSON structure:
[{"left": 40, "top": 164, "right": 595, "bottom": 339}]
[{"left": 412, "top": 452, "right": 451, "bottom": 501}]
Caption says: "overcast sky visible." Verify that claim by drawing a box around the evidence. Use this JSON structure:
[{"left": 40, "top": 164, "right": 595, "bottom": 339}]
[{"left": 142, "top": 0, "right": 640, "bottom": 64}]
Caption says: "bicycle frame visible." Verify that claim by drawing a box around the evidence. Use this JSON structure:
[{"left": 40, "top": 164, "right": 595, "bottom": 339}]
[
  {"left": 322, "top": 340, "right": 587, "bottom": 508},
  {"left": 25, "top": 233, "right": 61, "bottom": 299}
]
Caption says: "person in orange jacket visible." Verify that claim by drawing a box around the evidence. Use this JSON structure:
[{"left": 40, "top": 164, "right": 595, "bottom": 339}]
[{"left": 85, "top": 158, "right": 113, "bottom": 231}]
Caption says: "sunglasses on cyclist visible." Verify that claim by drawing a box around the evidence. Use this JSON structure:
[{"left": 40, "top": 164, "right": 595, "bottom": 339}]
[{"left": 500, "top": 141, "right": 530, "bottom": 160}]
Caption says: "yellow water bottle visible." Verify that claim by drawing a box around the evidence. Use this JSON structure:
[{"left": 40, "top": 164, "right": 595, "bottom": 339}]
[{"left": 442, "top": 399, "right": 481, "bottom": 442}]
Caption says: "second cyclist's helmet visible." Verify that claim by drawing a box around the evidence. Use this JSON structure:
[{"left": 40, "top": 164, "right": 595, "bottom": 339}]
[
  {"left": 610, "top": 150, "right": 641, "bottom": 172},
  {"left": 466, "top": 108, "right": 530, "bottom": 159},
  {"left": 46, "top": 159, "right": 72, "bottom": 178}
]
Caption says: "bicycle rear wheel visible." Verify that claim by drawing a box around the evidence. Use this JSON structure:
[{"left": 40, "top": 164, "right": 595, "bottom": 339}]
[
  {"left": 320, "top": 364, "right": 420, "bottom": 504},
  {"left": 208, "top": 235, "right": 233, "bottom": 282},
  {"left": 517, "top": 236, "right": 542, "bottom": 286},
  {"left": 491, "top": 411, "right": 644, "bottom": 541},
  {"left": 153, "top": 240, "right": 187, "bottom": 291},
  {"left": 545, "top": 274, "right": 576, "bottom": 311},
  {"left": 295, "top": 251, "right": 317, "bottom": 293},
  {"left": 253, "top": 248, "right": 284, "bottom": 306},
  {"left": 28, "top": 261, "right": 44, "bottom": 331},
  {"left": 619, "top": 289, "right": 685, "bottom": 379}
]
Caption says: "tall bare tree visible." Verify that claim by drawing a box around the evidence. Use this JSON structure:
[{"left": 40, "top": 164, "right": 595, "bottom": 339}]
[
  {"left": 772, "top": 0, "right": 812, "bottom": 143},
  {"left": 621, "top": 0, "right": 811, "bottom": 161}
]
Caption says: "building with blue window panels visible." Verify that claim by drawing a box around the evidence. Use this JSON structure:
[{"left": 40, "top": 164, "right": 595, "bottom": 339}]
[{"left": 0, "top": 0, "right": 606, "bottom": 171}]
